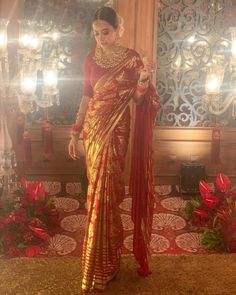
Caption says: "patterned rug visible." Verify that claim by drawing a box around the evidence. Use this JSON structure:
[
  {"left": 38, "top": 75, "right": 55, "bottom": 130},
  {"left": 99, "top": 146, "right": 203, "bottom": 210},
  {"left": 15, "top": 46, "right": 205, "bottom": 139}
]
[{"left": 40, "top": 181, "right": 208, "bottom": 257}]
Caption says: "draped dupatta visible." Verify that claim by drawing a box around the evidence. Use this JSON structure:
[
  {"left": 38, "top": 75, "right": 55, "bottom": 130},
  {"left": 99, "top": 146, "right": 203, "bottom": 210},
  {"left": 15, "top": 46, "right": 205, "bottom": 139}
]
[{"left": 130, "top": 84, "right": 160, "bottom": 276}]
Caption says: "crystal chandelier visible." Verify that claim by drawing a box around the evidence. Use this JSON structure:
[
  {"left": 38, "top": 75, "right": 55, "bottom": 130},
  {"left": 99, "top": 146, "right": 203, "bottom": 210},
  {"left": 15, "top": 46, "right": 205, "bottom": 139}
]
[
  {"left": 205, "top": 27, "right": 236, "bottom": 117},
  {"left": 0, "top": 0, "right": 112, "bottom": 198}
]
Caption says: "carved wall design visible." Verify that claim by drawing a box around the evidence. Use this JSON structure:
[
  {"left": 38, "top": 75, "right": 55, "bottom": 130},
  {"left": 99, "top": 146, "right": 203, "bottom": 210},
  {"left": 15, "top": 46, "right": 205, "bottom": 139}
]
[{"left": 156, "top": 0, "right": 236, "bottom": 126}]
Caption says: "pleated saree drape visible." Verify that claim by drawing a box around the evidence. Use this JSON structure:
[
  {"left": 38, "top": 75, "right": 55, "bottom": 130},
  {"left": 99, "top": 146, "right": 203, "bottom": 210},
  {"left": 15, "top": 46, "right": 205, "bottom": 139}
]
[
  {"left": 81, "top": 59, "right": 136, "bottom": 292},
  {"left": 81, "top": 51, "right": 160, "bottom": 292}
]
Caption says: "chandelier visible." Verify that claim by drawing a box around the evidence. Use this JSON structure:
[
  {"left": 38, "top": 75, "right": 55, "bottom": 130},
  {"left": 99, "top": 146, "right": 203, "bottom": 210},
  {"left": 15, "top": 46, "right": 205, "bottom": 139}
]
[
  {"left": 2, "top": 18, "right": 64, "bottom": 115},
  {"left": 0, "top": 1, "right": 75, "bottom": 196},
  {"left": 205, "top": 27, "right": 236, "bottom": 118},
  {"left": 0, "top": 0, "right": 111, "bottom": 197}
]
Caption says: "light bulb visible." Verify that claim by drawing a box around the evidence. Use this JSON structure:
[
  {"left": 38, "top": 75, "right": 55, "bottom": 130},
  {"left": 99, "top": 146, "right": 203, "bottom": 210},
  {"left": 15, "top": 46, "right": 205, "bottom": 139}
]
[
  {"left": 0, "top": 32, "right": 7, "bottom": 48},
  {"left": 21, "top": 77, "right": 36, "bottom": 94},
  {"left": 44, "top": 70, "right": 57, "bottom": 87}
]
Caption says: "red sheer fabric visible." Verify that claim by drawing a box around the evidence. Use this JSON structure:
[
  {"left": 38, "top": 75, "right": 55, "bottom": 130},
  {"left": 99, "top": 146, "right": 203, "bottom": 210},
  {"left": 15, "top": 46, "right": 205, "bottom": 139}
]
[{"left": 130, "top": 84, "right": 160, "bottom": 276}]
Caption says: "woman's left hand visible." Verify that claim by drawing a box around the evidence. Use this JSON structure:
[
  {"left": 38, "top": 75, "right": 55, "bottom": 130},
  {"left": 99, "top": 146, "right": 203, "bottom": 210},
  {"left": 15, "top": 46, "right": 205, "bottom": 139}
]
[{"left": 139, "top": 57, "right": 156, "bottom": 82}]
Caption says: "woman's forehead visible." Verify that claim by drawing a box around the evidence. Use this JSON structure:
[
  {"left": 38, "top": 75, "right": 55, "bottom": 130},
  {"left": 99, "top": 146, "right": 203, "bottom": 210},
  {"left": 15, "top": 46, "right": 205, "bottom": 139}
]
[{"left": 92, "top": 20, "right": 113, "bottom": 31}]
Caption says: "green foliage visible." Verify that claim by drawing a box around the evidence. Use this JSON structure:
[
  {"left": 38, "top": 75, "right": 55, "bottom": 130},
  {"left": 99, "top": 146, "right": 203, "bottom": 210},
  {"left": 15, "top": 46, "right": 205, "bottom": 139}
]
[
  {"left": 185, "top": 197, "right": 201, "bottom": 220},
  {"left": 202, "top": 228, "right": 225, "bottom": 251}
]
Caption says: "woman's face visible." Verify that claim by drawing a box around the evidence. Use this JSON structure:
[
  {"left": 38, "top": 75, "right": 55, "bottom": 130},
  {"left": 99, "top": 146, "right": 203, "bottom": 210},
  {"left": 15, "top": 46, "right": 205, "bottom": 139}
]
[{"left": 92, "top": 20, "right": 117, "bottom": 50}]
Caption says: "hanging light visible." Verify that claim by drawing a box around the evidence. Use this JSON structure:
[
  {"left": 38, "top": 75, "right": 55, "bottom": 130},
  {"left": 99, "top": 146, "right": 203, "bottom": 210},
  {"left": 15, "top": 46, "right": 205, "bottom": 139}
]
[
  {"left": 205, "top": 64, "right": 224, "bottom": 95},
  {"left": 43, "top": 69, "right": 58, "bottom": 93}
]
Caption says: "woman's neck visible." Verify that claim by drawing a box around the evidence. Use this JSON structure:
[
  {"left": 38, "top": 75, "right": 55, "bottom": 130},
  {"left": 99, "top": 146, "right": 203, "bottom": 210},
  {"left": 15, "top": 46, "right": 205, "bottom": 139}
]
[{"left": 101, "top": 43, "right": 120, "bottom": 53}]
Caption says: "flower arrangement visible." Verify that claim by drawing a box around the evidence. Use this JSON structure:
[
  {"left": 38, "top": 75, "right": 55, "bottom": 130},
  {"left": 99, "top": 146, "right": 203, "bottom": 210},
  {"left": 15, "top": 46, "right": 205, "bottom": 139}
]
[
  {"left": 0, "top": 179, "right": 58, "bottom": 257},
  {"left": 185, "top": 173, "right": 236, "bottom": 252}
]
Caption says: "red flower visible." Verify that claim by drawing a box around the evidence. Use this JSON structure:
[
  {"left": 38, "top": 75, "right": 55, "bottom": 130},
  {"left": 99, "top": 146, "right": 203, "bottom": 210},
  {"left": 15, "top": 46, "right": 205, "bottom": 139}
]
[
  {"left": 29, "top": 225, "right": 49, "bottom": 240},
  {"left": 199, "top": 180, "right": 213, "bottom": 199},
  {"left": 20, "top": 178, "right": 28, "bottom": 190},
  {"left": 21, "top": 179, "right": 46, "bottom": 201},
  {"left": 0, "top": 178, "right": 56, "bottom": 257},
  {"left": 192, "top": 214, "right": 208, "bottom": 227},
  {"left": 202, "top": 195, "right": 219, "bottom": 209},
  {"left": 25, "top": 245, "right": 41, "bottom": 257},
  {"left": 193, "top": 208, "right": 208, "bottom": 218},
  {"left": 187, "top": 174, "right": 236, "bottom": 252},
  {"left": 216, "top": 173, "right": 230, "bottom": 192}
]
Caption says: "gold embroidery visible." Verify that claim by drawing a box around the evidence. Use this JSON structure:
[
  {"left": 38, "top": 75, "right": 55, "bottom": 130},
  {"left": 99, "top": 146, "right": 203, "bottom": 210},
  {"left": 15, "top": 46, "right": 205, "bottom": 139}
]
[
  {"left": 94, "top": 44, "right": 129, "bottom": 68},
  {"left": 125, "top": 55, "right": 139, "bottom": 69},
  {"left": 115, "top": 71, "right": 125, "bottom": 82}
]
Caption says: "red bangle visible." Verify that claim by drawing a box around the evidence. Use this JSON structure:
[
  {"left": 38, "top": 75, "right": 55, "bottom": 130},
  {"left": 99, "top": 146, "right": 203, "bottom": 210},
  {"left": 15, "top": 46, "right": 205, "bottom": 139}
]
[
  {"left": 136, "top": 84, "right": 147, "bottom": 94},
  {"left": 71, "top": 124, "right": 83, "bottom": 133}
]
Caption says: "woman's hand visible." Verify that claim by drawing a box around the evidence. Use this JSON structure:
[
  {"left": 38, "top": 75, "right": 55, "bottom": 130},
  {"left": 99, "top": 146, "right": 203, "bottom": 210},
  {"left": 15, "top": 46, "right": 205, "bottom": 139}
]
[
  {"left": 68, "top": 137, "right": 80, "bottom": 160},
  {"left": 139, "top": 56, "right": 155, "bottom": 82}
]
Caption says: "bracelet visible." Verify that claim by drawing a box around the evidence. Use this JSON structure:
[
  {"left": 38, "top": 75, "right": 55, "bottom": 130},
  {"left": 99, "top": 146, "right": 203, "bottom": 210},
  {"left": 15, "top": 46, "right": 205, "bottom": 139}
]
[
  {"left": 136, "top": 84, "right": 147, "bottom": 94},
  {"left": 71, "top": 124, "right": 83, "bottom": 139},
  {"left": 71, "top": 123, "right": 83, "bottom": 133}
]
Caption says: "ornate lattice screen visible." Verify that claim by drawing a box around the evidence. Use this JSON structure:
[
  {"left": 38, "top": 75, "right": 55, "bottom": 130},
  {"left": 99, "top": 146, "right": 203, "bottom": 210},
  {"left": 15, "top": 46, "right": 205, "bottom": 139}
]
[{"left": 156, "top": 0, "right": 236, "bottom": 127}]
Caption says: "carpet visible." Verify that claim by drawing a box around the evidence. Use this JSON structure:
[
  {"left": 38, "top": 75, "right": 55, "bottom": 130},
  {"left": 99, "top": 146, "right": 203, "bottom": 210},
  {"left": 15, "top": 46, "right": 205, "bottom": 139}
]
[
  {"left": 0, "top": 254, "right": 236, "bottom": 294},
  {"left": 41, "top": 182, "right": 207, "bottom": 257}
]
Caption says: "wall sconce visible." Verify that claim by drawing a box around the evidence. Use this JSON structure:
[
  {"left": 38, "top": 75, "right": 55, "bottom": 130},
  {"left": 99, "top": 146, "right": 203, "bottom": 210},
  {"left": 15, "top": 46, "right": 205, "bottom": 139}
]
[
  {"left": 17, "top": 19, "right": 59, "bottom": 114},
  {"left": 205, "top": 27, "right": 236, "bottom": 117}
]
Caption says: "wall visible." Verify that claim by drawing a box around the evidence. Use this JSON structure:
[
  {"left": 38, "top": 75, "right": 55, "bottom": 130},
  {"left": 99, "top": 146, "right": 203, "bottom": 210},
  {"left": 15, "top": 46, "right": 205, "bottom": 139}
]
[
  {"left": 114, "top": 0, "right": 158, "bottom": 82},
  {"left": 13, "top": 124, "right": 236, "bottom": 185},
  {"left": 153, "top": 127, "right": 236, "bottom": 184},
  {"left": 2, "top": 0, "right": 236, "bottom": 185}
]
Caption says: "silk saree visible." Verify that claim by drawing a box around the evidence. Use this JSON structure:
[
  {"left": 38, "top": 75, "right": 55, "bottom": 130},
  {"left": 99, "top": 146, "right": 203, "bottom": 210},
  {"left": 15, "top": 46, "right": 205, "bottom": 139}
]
[{"left": 81, "top": 47, "right": 160, "bottom": 292}]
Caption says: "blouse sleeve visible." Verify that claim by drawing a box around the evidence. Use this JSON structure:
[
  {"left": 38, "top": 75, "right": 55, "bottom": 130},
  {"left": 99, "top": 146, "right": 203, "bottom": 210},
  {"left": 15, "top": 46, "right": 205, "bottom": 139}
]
[
  {"left": 82, "top": 54, "right": 93, "bottom": 98},
  {"left": 126, "top": 50, "right": 144, "bottom": 83},
  {"left": 134, "top": 51, "right": 144, "bottom": 70}
]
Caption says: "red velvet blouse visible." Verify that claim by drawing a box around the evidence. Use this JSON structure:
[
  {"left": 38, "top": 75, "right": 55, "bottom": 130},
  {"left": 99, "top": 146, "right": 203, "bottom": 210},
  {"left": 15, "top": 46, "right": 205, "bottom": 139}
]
[{"left": 82, "top": 48, "right": 143, "bottom": 98}]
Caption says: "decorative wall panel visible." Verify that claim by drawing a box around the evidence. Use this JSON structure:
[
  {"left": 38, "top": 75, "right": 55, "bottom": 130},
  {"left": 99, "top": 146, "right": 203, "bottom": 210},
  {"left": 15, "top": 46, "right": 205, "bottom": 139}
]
[{"left": 157, "top": 0, "right": 236, "bottom": 126}]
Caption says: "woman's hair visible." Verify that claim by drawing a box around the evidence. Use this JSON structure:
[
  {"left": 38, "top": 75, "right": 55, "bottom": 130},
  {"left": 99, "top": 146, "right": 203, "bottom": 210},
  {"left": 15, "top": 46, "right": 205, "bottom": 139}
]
[{"left": 93, "top": 7, "right": 119, "bottom": 29}]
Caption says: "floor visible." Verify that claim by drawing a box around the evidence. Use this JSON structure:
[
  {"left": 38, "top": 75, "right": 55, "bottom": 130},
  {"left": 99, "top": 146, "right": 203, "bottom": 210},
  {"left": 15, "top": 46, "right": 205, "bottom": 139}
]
[{"left": 40, "top": 181, "right": 208, "bottom": 257}]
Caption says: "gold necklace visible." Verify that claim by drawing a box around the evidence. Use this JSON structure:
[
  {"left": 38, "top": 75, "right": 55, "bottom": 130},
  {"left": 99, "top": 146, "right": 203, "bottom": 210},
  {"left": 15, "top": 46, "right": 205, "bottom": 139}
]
[{"left": 94, "top": 44, "right": 128, "bottom": 69}]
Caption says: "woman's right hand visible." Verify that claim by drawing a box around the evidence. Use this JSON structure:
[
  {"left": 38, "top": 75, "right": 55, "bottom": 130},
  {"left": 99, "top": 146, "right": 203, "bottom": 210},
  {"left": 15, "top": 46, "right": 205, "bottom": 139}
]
[{"left": 68, "top": 138, "right": 80, "bottom": 160}]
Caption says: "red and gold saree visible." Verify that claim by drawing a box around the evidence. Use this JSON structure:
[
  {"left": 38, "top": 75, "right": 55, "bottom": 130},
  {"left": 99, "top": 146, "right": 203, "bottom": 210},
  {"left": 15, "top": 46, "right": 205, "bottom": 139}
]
[{"left": 81, "top": 46, "right": 160, "bottom": 292}]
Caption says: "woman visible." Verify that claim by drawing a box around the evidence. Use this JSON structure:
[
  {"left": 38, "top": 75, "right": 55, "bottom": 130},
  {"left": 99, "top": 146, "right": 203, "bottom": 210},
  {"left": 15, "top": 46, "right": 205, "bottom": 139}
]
[{"left": 68, "top": 6, "right": 160, "bottom": 292}]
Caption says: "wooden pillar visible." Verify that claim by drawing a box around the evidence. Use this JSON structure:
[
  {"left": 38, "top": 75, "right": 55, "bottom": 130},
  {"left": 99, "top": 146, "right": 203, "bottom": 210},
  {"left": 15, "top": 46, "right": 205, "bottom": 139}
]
[
  {"left": 114, "top": 0, "right": 159, "bottom": 71},
  {"left": 113, "top": 0, "right": 159, "bottom": 183}
]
